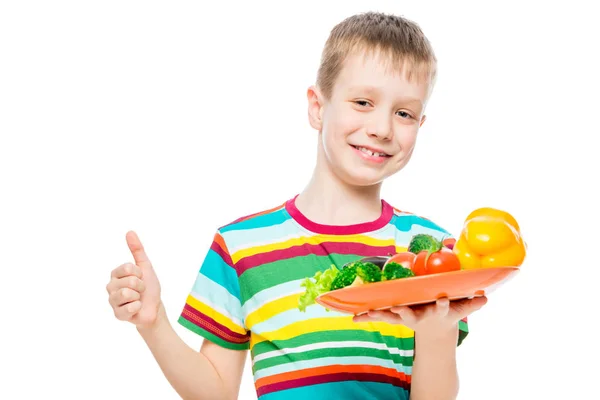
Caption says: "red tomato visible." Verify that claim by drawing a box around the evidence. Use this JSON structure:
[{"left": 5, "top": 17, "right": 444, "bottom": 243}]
[
  {"left": 413, "top": 248, "right": 461, "bottom": 276},
  {"left": 384, "top": 252, "right": 416, "bottom": 270}
]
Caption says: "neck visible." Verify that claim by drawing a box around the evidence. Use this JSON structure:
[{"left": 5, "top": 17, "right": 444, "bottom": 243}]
[{"left": 295, "top": 141, "right": 384, "bottom": 226}]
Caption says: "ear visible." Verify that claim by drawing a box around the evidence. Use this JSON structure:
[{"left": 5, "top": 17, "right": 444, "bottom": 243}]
[
  {"left": 419, "top": 114, "right": 427, "bottom": 128},
  {"left": 307, "top": 85, "right": 324, "bottom": 131}
]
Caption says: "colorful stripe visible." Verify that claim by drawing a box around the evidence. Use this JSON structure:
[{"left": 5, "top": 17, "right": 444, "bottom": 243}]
[
  {"left": 178, "top": 317, "right": 249, "bottom": 350},
  {"left": 235, "top": 240, "right": 396, "bottom": 275},
  {"left": 254, "top": 356, "right": 412, "bottom": 381},
  {"left": 250, "top": 316, "right": 415, "bottom": 347},
  {"left": 181, "top": 303, "right": 248, "bottom": 343},
  {"left": 178, "top": 197, "right": 468, "bottom": 399},
  {"left": 239, "top": 253, "right": 371, "bottom": 303},
  {"left": 227, "top": 202, "right": 286, "bottom": 225},
  {"left": 256, "top": 366, "right": 410, "bottom": 397},
  {"left": 253, "top": 340, "right": 414, "bottom": 363},
  {"left": 250, "top": 330, "right": 415, "bottom": 359},
  {"left": 195, "top": 249, "right": 241, "bottom": 300},
  {"left": 252, "top": 347, "right": 413, "bottom": 375},
  {"left": 259, "top": 380, "right": 408, "bottom": 400},
  {"left": 212, "top": 233, "right": 234, "bottom": 267},
  {"left": 220, "top": 207, "right": 289, "bottom": 234}
]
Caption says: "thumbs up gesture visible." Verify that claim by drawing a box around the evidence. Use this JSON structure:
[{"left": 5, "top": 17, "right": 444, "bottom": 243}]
[{"left": 107, "top": 231, "right": 162, "bottom": 328}]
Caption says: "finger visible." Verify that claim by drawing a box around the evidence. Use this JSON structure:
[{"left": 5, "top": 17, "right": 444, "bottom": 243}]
[
  {"left": 366, "top": 310, "right": 404, "bottom": 324},
  {"left": 126, "top": 231, "right": 152, "bottom": 270},
  {"left": 389, "top": 306, "right": 417, "bottom": 324},
  {"left": 106, "top": 275, "right": 145, "bottom": 295},
  {"left": 353, "top": 313, "right": 376, "bottom": 323},
  {"left": 109, "top": 287, "right": 141, "bottom": 308},
  {"left": 114, "top": 301, "right": 142, "bottom": 321},
  {"left": 470, "top": 295, "right": 488, "bottom": 310},
  {"left": 450, "top": 296, "right": 488, "bottom": 320},
  {"left": 435, "top": 297, "right": 450, "bottom": 317},
  {"left": 448, "top": 298, "right": 470, "bottom": 314},
  {"left": 110, "top": 262, "right": 143, "bottom": 280},
  {"left": 397, "top": 298, "right": 438, "bottom": 314}
]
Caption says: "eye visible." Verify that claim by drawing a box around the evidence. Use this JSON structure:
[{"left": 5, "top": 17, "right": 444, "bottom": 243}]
[
  {"left": 354, "top": 100, "right": 371, "bottom": 107},
  {"left": 397, "top": 110, "right": 413, "bottom": 119}
]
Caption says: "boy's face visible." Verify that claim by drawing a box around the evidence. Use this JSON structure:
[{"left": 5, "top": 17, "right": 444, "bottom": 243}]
[{"left": 308, "top": 51, "right": 431, "bottom": 187}]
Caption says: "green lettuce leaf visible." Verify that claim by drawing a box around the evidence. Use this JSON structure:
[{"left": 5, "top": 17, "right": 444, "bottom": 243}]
[{"left": 298, "top": 265, "right": 339, "bottom": 312}]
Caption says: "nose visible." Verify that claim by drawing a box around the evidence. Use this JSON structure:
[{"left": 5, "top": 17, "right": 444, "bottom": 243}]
[{"left": 366, "top": 113, "right": 393, "bottom": 141}]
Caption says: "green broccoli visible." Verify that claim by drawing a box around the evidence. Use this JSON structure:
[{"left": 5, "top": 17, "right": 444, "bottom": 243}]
[
  {"left": 330, "top": 263, "right": 359, "bottom": 290},
  {"left": 330, "top": 261, "right": 382, "bottom": 290},
  {"left": 356, "top": 262, "right": 382, "bottom": 283},
  {"left": 382, "top": 262, "right": 415, "bottom": 280},
  {"left": 407, "top": 234, "right": 442, "bottom": 254}
]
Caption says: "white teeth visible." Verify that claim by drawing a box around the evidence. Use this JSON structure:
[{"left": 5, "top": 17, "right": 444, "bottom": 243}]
[
  {"left": 357, "top": 146, "right": 386, "bottom": 157},
  {"left": 359, "top": 147, "right": 374, "bottom": 156}
]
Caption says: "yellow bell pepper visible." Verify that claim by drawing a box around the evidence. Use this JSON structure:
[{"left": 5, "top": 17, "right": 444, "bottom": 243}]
[{"left": 453, "top": 207, "right": 527, "bottom": 269}]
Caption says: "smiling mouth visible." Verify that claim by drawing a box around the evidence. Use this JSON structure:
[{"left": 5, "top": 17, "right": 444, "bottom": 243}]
[{"left": 351, "top": 145, "right": 391, "bottom": 158}]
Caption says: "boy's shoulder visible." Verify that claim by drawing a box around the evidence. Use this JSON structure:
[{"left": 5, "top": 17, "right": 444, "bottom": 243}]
[
  {"left": 387, "top": 201, "right": 454, "bottom": 237},
  {"left": 216, "top": 198, "right": 290, "bottom": 234},
  {"left": 214, "top": 197, "right": 454, "bottom": 237}
]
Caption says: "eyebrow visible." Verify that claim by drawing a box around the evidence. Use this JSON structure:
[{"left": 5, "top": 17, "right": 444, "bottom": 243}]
[
  {"left": 348, "top": 86, "right": 423, "bottom": 107},
  {"left": 348, "top": 85, "right": 381, "bottom": 95}
]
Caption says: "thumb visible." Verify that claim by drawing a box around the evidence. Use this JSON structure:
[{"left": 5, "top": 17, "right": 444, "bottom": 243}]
[{"left": 126, "top": 230, "right": 153, "bottom": 270}]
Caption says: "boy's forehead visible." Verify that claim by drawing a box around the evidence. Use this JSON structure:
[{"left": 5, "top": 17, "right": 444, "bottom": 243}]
[{"left": 333, "top": 52, "right": 431, "bottom": 103}]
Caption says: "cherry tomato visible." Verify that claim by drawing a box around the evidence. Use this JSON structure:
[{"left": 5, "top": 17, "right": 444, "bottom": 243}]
[
  {"left": 413, "top": 247, "right": 461, "bottom": 276},
  {"left": 383, "top": 252, "right": 416, "bottom": 270}
]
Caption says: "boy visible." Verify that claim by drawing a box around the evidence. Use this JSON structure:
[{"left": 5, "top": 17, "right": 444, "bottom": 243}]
[{"left": 106, "top": 11, "right": 487, "bottom": 400}]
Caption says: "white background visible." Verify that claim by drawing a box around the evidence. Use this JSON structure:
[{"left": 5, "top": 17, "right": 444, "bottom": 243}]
[{"left": 1, "top": 1, "right": 599, "bottom": 399}]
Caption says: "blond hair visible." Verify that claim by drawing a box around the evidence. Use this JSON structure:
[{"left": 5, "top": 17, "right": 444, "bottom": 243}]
[{"left": 316, "top": 11, "right": 437, "bottom": 99}]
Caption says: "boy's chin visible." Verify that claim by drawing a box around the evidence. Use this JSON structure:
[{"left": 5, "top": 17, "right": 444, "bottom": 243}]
[{"left": 339, "top": 171, "right": 389, "bottom": 187}]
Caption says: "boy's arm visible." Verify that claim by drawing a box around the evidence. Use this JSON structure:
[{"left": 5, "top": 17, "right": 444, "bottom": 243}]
[
  {"left": 409, "top": 326, "right": 459, "bottom": 400},
  {"left": 109, "top": 231, "right": 248, "bottom": 399},
  {"left": 354, "top": 297, "right": 484, "bottom": 400},
  {"left": 138, "top": 302, "right": 247, "bottom": 400}
]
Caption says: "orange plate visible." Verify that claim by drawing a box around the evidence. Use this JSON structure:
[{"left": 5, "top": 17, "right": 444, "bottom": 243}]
[{"left": 315, "top": 267, "right": 519, "bottom": 315}]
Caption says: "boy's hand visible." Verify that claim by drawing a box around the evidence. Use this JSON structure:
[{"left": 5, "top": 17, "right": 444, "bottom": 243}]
[
  {"left": 352, "top": 296, "right": 487, "bottom": 336},
  {"left": 106, "top": 231, "right": 162, "bottom": 329}
]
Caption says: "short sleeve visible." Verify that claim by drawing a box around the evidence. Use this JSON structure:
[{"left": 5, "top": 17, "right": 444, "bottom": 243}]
[
  {"left": 457, "top": 317, "right": 468, "bottom": 346},
  {"left": 177, "top": 230, "right": 250, "bottom": 350}
]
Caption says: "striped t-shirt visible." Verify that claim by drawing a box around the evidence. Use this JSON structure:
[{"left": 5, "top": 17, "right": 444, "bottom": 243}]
[{"left": 178, "top": 195, "right": 469, "bottom": 399}]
